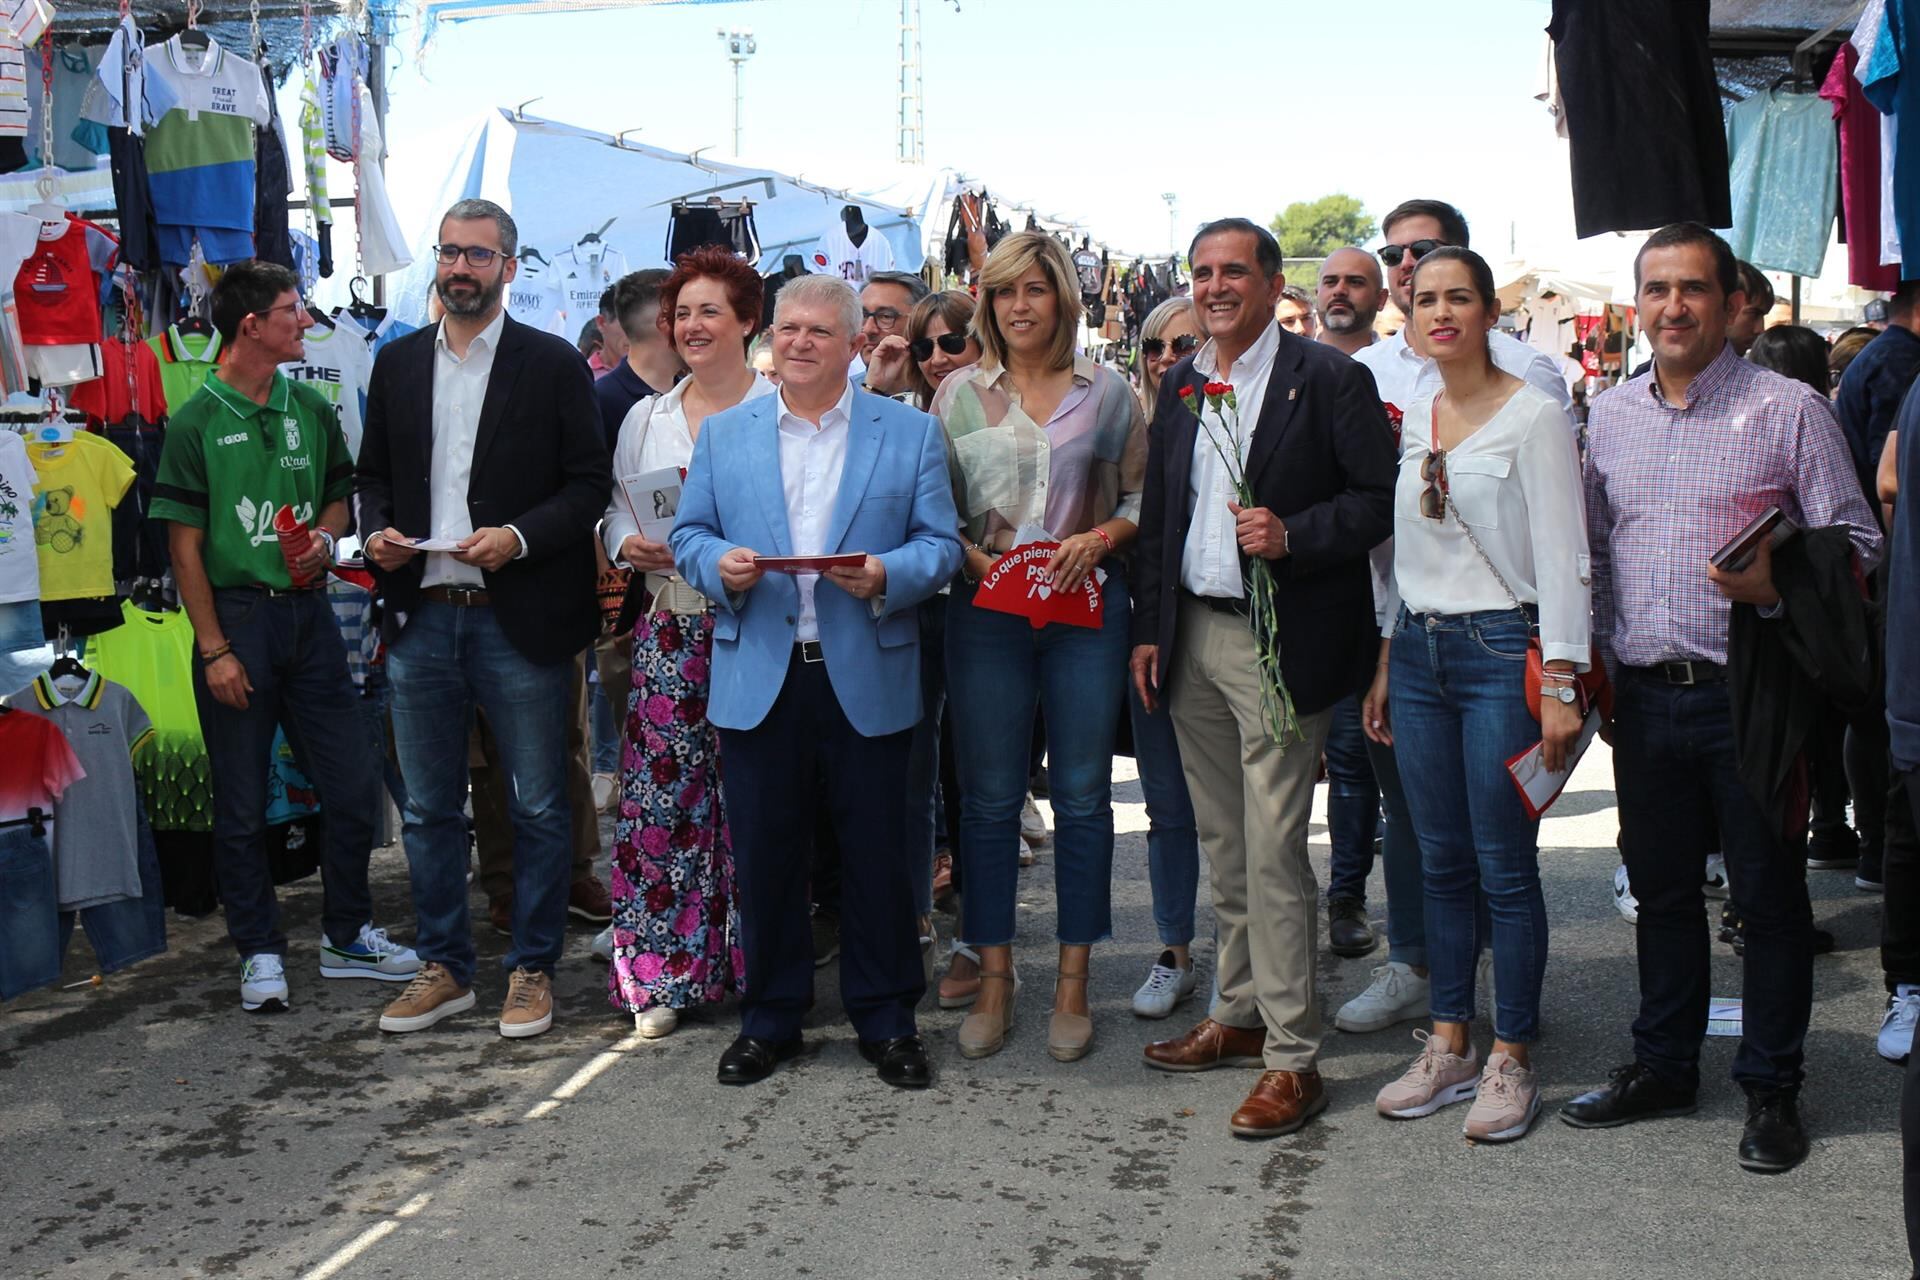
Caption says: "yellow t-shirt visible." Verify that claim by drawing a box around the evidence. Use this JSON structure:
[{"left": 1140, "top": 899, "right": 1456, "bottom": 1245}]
[{"left": 29, "top": 433, "right": 135, "bottom": 601}]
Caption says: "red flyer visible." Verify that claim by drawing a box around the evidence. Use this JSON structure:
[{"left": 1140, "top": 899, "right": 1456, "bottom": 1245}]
[{"left": 972, "top": 542, "right": 1104, "bottom": 630}]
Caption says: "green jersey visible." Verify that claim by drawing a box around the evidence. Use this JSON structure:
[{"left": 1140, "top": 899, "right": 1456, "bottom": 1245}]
[{"left": 151, "top": 370, "right": 351, "bottom": 589}]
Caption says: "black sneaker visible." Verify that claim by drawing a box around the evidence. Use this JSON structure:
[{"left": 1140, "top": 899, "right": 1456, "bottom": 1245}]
[
  {"left": 1806, "top": 830, "right": 1860, "bottom": 870},
  {"left": 1857, "top": 844, "right": 1885, "bottom": 892},
  {"left": 1737, "top": 1086, "right": 1809, "bottom": 1173},
  {"left": 1326, "top": 897, "right": 1377, "bottom": 958},
  {"left": 1559, "top": 1062, "right": 1697, "bottom": 1129}
]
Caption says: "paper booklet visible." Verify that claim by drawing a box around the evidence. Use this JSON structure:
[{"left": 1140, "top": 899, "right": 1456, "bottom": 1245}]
[
  {"left": 1504, "top": 707, "right": 1604, "bottom": 819},
  {"left": 390, "top": 536, "right": 463, "bottom": 552},
  {"left": 617, "top": 466, "right": 684, "bottom": 545}
]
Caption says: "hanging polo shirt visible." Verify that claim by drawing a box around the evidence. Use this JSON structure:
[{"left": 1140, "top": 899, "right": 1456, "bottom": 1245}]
[
  {"left": 147, "top": 324, "right": 222, "bottom": 410},
  {"left": 142, "top": 36, "right": 271, "bottom": 240},
  {"left": 5, "top": 671, "right": 153, "bottom": 910},
  {"left": 28, "top": 431, "right": 135, "bottom": 601},
  {"left": 150, "top": 368, "right": 350, "bottom": 590}
]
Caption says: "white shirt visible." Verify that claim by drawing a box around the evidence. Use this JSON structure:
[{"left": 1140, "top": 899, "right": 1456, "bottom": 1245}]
[
  {"left": 422, "top": 309, "right": 505, "bottom": 589},
  {"left": 776, "top": 382, "right": 854, "bottom": 643},
  {"left": 281, "top": 316, "right": 374, "bottom": 460},
  {"left": 1381, "top": 384, "right": 1591, "bottom": 666},
  {"left": 602, "top": 371, "right": 777, "bottom": 561},
  {"left": 0, "top": 429, "right": 38, "bottom": 603},
  {"left": 1354, "top": 327, "right": 1573, "bottom": 416},
  {"left": 816, "top": 221, "right": 895, "bottom": 287},
  {"left": 1180, "top": 320, "right": 1282, "bottom": 598}
]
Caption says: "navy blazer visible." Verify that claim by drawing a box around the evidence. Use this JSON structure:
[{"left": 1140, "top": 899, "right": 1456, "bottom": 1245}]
[
  {"left": 355, "top": 313, "right": 612, "bottom": 666},
  {"left": 1132, "top": 328, "right": 1397, "bottom": 716}
]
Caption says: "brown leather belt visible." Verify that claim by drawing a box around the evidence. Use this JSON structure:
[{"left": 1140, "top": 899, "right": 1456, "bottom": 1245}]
[{"left": 422, "top": 584, "right": 492, "bottom": 607}]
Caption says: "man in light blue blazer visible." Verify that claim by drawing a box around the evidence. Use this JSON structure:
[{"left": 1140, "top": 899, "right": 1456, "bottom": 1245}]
[{"left": 671, "top": 274, "right": 963, "bottom": 1090}]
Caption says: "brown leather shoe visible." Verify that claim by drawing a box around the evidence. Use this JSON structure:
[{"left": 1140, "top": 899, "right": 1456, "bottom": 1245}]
[
  {"left": 1229, "top": 1069, "right": 1328, "bottom": 1138},
  {"left": 1142, "top": 1018, "right": 1267, "bottom": 1073},
  {"left": 568, "top": 877, "right": 613, "bottom": 923},
  {"left": 488, "top": 898, "right": 513, "bottom": 936}
]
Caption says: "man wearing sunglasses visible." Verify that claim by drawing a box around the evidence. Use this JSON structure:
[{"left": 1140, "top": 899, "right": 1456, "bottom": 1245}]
[
  {"left": 1354, "top": 199, "right": 1570, "bottom": 418},
  {"left": 358, "top": 198, "right": 612, "bottom": 1040}
]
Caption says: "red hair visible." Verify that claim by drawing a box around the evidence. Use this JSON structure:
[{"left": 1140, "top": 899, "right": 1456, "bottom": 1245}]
[{"left": 657, "top": 244, "right": 764, "bottom": 339}]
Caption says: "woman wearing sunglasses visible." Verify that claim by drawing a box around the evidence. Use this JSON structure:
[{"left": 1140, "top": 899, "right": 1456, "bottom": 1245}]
[
  {"left": 933, "top": 230, "right": 1147, "bottom": 1062},
  {"left": 1136, "top": 297, "right": 1202, "bottom": 413},
  {"left": 1360, "top": 246, "right": 1588, "bottom": 1143}
]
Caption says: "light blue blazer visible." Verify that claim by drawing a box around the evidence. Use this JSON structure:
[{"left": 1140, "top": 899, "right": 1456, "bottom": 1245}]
[{"left": 670, "top": 389, "right": 963, "bottom": 737}]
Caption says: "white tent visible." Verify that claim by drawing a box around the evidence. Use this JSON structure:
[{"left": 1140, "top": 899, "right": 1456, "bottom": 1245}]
[{"left": 389, "top": 108, "right": 932, "bottom": 325}]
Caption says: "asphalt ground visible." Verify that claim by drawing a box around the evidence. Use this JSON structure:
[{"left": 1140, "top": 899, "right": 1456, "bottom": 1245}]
[{"left": 0, "top": 741, "right": 1907, "bottom": 1279}]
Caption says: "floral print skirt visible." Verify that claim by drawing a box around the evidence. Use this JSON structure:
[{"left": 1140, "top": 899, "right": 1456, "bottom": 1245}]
[{"left": 606, "top": 609, "right": 745, "bottom": 1013}]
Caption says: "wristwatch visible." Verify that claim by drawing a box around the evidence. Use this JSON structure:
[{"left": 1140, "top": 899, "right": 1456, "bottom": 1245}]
[{"left": 1540, "top": 682, "right": 1578, "bottom": 705}]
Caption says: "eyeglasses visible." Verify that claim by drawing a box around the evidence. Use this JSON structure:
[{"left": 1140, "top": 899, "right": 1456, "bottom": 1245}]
[
  {"left": 862, "top": 307, "right": 905, "bottom": 329},
  {"left": 1141, "top": 334, "right": 1200, "bottom": 360},
  {"left": 1419, "top": 448, "right": 1449, "bottom": 520},
  {"left": 251, "top": 299, "right": 307, "bottom": 320},
  {"left": 1379, "top": 239, "right": 1444, "bottom": 267},
  {"left": 909, "top": 332, "right": 971, "bottom": 361},
  {"left": 433, "top": 243, "right": 501, "bottom": 267}
]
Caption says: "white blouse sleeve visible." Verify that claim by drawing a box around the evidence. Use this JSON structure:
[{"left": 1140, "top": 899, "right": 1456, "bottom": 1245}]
[
  {"left": 602, "top": 395, "right": 658, "bottom": 562},
  {"left": 1520, "top": 398, "right": 1592, "bottom": 667}
]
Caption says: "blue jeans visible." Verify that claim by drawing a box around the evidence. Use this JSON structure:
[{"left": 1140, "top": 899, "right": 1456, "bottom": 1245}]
[
  {"left": 0, "top": 820, "right": 58, "bottom": 1000},
  {"left": 906, "top": 598, "right": 949, "bottom": 919},
  {"left": 1324, "top": 692, "right": 1380, "bottom": 904},
  {"left": 1129, "top": 677, "right": 1199, "bottom": 947},
  {"left": 1390, "top": 607, "right": 1547, "bottom": 1043},
  {"left": 0, "top": 598, "right": 48, "bottom": 695},
  {"left": 195, "top": 587, "right": 379, "bottom": 958},
  {"left": 1614, "top": 668, "right": 1814, "bottom": 1091},
  {"left": 588, "top": 673, "right": 620, "bottom": 775},
  {"left": 1363, "top": 734, "right": 1429, "bottom": 969},
  {"left": 387, "top": 601, "right": 573, "bottom": 987},
  {"left": 60, "top": 804, "right": 166, "bottom": 972},
  {"left": 946, "top": 574, "right": 1129, "bottom": 947}
]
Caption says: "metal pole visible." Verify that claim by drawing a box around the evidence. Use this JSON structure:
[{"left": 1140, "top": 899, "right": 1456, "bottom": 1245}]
[{"left": 732, "top": 58, "right": 742, "bottom": 154}]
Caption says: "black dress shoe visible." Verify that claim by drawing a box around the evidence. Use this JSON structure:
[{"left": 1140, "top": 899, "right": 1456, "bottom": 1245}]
[
  {"left": 1559, "top": 1062, "right": 1698, "bottom": 1129},
  {"left": 716, "top": 1035, "right": 802, "bottom": 1086},
  {"left": 858, "top": 1034, "right": 933, "bottom": 1089},
  {"left": 1738, "top": 1086, "right": 1810, "bottom": 1173},
  {"left": 1327, "top": 898, "right": 1377, "bottom": 959}
]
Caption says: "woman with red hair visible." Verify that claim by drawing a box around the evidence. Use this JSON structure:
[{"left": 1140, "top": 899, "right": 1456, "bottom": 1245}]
[{"left": 600, "top": 245, "right": 774, "bottom": 1038}]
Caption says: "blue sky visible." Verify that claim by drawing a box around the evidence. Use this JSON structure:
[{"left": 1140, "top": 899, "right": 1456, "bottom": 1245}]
[{"left": 353, "top": 0, "right": 1577, "bottom": 267}]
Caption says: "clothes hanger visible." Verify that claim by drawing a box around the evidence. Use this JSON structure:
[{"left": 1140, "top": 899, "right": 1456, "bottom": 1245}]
[
  {"left": 180, "top": 0, "right": 210, "bottom": 50},
  {"left": 345, "top": 274, "right": 385, "bottom": 326},
  {"left": 46, "top": 627, "right": 87, "bottom": 682}
]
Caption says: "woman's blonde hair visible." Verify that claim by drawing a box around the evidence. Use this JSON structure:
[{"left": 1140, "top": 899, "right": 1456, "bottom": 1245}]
[
  {"left": 1138, "top": 296, "right": 1198, "bottom": 406},
  {"left": 972, "top": 230, "right": 1082, "bottom": 372}
]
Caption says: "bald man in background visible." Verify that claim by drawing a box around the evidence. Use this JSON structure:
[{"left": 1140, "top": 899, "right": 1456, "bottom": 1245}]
[{"left": 1315, "top": 247, "right": 1386, "bottom": 358}]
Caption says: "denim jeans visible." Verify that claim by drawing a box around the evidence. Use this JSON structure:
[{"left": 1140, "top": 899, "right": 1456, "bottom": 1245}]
[
  {"left": 0, "top": 598, "right": 48, "bottom": 695},
  {"left": 387, "top": 601, "right": 573, "bottom": 987},
  {"left": 0, "top": 820, "right": 58, "bottom": 1000},
  {"left": 946, "top": 574, "right": 1129, "bottom": 947},
  {"left": 1324, "top": 693, "right": 1380, "bottom": 904},
  {"left": 906, "top": 598, "right": 949, "bottom": 919},
  {"left": 59, "top": 804, "right": 166, "bottom": 972},
  {"left": 1390, "top": 607, "right": 1548, "bottom": 1043},
  {"left": 1129, "top": 677, "right": 1199, "bottom": 948},
  {"left": 194, "top": 587, "right": 379, "bottom": 959},
  {"left": 588, "top": 674, "right": 620, "bottom": 775},
  {"left": 1363, "top": 734, "right": 1429, "bottom": 969},
  {"left": 1613, "top": 667, "right": 1814, "bottom": 1091}
]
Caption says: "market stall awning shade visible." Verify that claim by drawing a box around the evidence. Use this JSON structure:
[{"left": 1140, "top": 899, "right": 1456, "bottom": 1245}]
[{"left": 421, "top": 0, "right": 754, "bottom": 22}]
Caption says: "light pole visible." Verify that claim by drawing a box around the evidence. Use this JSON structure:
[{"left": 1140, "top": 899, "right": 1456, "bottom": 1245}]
[
  {"left": 1161, "top": 192, "right": 1178, "bottom": 255},
  {"left": 717, "top": 28, "right": 757, "bottom": 156}
]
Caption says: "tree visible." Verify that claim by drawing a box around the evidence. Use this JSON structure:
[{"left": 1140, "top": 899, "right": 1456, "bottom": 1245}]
[{"left": 1269, "top": 195, "right": 1375, "bottom": 260}]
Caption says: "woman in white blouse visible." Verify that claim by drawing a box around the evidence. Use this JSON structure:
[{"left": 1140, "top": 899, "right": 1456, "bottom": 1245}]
[
  {"left": 1360, "top": 246, "right": 1588, "bottom": 1144},
  {"left": 600, "top": 245, "right": 776, "bottom": 1039}
]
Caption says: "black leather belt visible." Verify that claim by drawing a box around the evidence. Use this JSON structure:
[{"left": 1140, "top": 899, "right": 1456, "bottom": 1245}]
[
  {"left": 423, "top": 585, "right": 492, "bottom": 607},
  {"left": 796, "top": 639, "right": 824, "bottom": 664},
  {"left": 1637, "top": 659, "right": 1727, "bottom": 685},
  {"left": 1180, "top": 588, "right": 1248, "bottom": 617}
]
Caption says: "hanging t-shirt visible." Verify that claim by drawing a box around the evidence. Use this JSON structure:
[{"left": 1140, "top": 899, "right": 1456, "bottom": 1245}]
[
  {"left": 25, "top": 44, "right": 108, "bottom": 171},
  {"left": 6, "top": 671, "right": 153, "bottom": 910},
  {"left": 1072, "top": 248, "right": 1102, "bottom": 299},
  {"left": 28, "top": 432, "right": 134, "bottom": 601},
  {"left": 280, "top": 315, "right": 373, "bottom": 458},
  {"left": 507, "top": 260, "right": 568, "bottom": 335},
  {"left": 1862, "top": 0, "right": 1920, "bottom": 280},
  {"left": 1824, "top": 43, "right": 1902, "bottom": 290},
  {"left": 83, "top": 601, "right": 208, "bottom": 832},
  {"left": 69, "top": 336, "right": 168, "bottom": 429},
  {"left": 0, "top": 429, "right": 37, "bottom": 603},
  {"left": 1547, "top": 0, "right": 1730, "bottom": 237},
  {"left": 0, "top": 701, "right": 83, "bottom": 824},
  {"left": 0, "top": 1, "right": 53, "bottom": 143},
  {"left": 364, "top": 313, "right": 416, "bottom": 356},
  {"left": 351, "top": 81, "right": 410, "bottom": 277},
  {"left": 14, "top": 217, "right": 117, "bottom": 355},
  {"left": 147, "top": 324, "right": 222, "bottom": 411},
  {"left": 142, "top": 36, "right": 271, "bottom": 251},
  {"left": 814, "top": 220, "right": 894, "bottom": 286},
  {"left": 556, "top": 243, "right": 629, "bottom": 329},
  {"left": 1724, "top": 89, "right": 1838, "bottom": 279}
]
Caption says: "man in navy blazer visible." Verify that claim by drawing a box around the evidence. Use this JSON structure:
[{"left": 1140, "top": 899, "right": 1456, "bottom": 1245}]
[{"left": 671, "top": 274, "right": 962, "bottom": 1089}]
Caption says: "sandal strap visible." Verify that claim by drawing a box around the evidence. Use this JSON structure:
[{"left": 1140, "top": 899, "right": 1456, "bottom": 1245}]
[{"left": 1055, "top": 970, "right": 1090, "bottom": 982}]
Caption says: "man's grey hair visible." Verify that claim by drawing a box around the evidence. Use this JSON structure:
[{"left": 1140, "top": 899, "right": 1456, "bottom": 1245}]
[
  {"left": 774, "top": 274, "right": 861, "bottom": 338},
  {"left": 863, "top": 270, "right": 930, "bottom": 303},
  {"left": 442, "top": 198, "right": 518, "bottom": 257}
]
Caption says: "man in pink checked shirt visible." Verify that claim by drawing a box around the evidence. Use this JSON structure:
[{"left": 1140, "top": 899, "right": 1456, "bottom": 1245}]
[{"left": 1562, "top": 222, "right": 1882, "bottom": 1174}]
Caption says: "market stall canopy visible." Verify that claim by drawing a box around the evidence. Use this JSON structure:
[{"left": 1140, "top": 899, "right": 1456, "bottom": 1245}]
[
  {"left": 43, "top": 1, "right": 363, "bottom": 68},
  {"left": 388, "top": 107, "right": 928, "bottom": 325}
]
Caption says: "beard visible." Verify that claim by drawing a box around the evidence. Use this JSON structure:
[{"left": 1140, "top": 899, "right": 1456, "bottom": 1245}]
[
  {"left": 1321, "top": 304, "right": 1377, "bottom": 335},
  {"left": 435, "top": 271, "right": 504, "bottom": 317}
]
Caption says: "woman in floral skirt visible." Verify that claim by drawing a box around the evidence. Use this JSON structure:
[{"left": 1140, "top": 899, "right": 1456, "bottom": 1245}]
[{"left": 600, "top": 245, "right": 776, "bottom": 1037}]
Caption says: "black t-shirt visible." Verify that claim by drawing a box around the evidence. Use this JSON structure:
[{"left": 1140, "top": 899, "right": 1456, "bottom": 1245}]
[{"left": 1549, "top": 0, "right": 1731, "bottom": 236}]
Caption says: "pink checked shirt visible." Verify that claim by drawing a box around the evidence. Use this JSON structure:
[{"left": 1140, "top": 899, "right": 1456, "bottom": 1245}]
[{"left": 1584, "top": 342, "right": 1881, "bottom": 670}]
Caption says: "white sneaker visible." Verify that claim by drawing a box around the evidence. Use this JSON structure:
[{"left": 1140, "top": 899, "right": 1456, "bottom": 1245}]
[
  {"left": 1131, "top": 950, "right": 1198, "bottom": 1018},
  {"left": 1702, "top": 853, "right": 1730, "bottom": 899},
  {"left": 1612, "top": 863, "right": 1639, "bottom": 923},
  {"left": 636, "top": 1005, "right": 679, "bottom": 1039},
  {"left": 1334, "top": 960, "right": 1430, "bottom": 1033},
  {"left": 241, "top": 953, "right": 289, "bottom": 1012},
  {"left": 319, "top": 924, "right": 421, "bottom": 982},
  {"left": 591, "top": 771, "right": 617, "bottom": 813},
  {"left": 1019, "top": 793, "right": 1050, "bottom": 848},
  {"left": 590, "top": 925, "right": 615, "bottom": 962},
  {"left": 1880, "top": 985, "right": 1920, "bottom": 1064}
]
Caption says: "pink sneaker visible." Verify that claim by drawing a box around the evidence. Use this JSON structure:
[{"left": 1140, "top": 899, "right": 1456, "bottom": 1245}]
[
  {"left": 1463, "top": 1051, "right": 1541, "bottom": 1142},
  {"left": 1375, "top": 1030, "right": 1480, "bottom": 1119}
]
